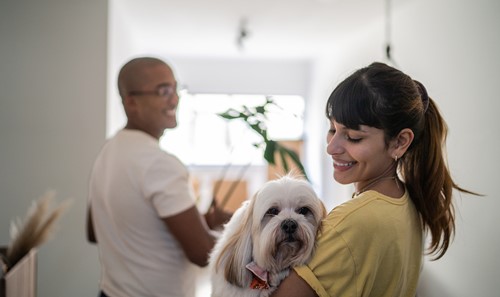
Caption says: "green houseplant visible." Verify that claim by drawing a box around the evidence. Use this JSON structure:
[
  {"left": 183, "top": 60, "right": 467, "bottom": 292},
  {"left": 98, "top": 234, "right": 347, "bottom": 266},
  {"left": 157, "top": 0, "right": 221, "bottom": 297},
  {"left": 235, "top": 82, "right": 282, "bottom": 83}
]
[{"left": 218, "top": 97, "right": 308, "bottom": 181}]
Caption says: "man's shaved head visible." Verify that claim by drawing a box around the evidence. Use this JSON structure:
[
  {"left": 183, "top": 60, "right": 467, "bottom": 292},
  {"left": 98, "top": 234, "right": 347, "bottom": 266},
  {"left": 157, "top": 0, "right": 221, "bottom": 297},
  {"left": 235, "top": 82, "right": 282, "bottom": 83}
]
[{"left": 117, "top": 57, "right": 170, "bottom": 99}]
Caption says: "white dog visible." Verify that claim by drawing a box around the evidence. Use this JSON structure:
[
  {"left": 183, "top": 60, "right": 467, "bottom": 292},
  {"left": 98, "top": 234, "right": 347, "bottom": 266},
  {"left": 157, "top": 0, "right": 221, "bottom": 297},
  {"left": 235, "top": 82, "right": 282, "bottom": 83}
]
[{"left": 209, "top": 175, "right": 326, "bottom": 297}]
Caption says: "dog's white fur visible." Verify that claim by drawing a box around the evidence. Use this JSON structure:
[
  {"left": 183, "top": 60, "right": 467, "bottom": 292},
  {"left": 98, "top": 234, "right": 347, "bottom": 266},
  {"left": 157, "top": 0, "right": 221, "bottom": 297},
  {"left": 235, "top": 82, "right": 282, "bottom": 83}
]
[{"left": 209, "top": 175, "right": 326, "bottom": 297}]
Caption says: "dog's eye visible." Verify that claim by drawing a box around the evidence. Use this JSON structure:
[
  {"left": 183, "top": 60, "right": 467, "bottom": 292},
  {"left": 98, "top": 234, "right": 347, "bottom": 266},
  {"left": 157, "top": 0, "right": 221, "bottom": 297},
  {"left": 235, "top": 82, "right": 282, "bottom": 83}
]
[
  {"left": 266, "top": 207, "right": 279, "bottom": 216},
  {"left": 297, "top": 207, "right": 311, "bottom": 215}
]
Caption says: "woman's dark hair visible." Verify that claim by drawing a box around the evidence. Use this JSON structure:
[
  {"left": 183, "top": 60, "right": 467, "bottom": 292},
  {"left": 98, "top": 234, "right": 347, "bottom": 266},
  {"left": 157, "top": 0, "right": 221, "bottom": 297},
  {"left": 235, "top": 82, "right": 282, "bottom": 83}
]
[{"left": 326, "top": 62, "right": 475, "bottom": 259}]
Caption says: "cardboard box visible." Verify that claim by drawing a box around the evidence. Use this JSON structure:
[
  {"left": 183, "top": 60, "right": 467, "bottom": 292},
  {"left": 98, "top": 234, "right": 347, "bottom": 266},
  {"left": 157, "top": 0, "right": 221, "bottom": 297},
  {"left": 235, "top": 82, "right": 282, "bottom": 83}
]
[{"left": 0, "top": 247, "right": 36, "bottom": 297}]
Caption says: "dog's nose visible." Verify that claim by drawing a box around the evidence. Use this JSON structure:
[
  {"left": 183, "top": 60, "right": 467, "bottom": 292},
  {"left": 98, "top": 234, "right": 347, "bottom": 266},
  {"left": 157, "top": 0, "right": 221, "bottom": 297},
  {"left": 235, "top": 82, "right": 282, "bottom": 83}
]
[{"left": 281, "top": 219, "right": 298, "bottom": 234}]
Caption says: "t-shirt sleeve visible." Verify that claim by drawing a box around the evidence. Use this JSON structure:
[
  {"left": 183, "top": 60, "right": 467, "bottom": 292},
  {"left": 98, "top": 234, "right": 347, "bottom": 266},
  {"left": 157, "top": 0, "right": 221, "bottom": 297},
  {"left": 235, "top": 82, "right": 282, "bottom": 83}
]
[
  {"left": 294, "top": 209, "right": 358, "bottom": 297},
  {"left": 143, "top": 153, "right": 195, "bottom": 218}
]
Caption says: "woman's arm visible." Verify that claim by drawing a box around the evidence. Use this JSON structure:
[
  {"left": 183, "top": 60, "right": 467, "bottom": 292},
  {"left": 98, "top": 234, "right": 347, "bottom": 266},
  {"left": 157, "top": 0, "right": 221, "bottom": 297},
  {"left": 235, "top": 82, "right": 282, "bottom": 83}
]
[{"left": 271, "top": 270, "right": 318, "bottom": 297}]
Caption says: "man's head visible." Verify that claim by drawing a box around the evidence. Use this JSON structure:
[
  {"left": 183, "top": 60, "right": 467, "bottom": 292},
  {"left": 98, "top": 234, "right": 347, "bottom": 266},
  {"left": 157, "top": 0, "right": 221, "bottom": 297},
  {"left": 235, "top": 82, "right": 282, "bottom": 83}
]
[{"left": 118, "top": 57, "right": 179, "bottom": 139}]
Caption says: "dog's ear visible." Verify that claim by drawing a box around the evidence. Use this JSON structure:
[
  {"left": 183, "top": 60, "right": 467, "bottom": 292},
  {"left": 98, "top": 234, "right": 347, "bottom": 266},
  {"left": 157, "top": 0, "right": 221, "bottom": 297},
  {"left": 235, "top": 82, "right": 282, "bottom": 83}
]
[
  {"left": 315, "top": 198, "right": 328, "bottom": 236},
  {"left": 319, "top": 200, "right": 327, "bottom": 220},
  {"left": 213, "top": 198, "right": 255, "bottom": 287}
]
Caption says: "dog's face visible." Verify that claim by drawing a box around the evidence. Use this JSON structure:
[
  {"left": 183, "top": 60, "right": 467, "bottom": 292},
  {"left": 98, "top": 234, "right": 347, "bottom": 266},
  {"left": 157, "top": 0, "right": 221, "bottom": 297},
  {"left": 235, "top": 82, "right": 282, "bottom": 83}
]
[
  {"left": 210, "top": 175, "right": 326, "bottom": 290},
  {"left": 249, "top": 176, "right": 325, "bottom": 272}
]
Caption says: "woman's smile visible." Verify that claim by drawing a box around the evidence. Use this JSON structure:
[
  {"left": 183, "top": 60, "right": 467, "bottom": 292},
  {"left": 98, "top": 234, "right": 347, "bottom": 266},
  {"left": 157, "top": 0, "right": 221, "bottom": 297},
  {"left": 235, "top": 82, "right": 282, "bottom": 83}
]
[{"left": 333, "top": 159, "right": 356, "bottom": 171}]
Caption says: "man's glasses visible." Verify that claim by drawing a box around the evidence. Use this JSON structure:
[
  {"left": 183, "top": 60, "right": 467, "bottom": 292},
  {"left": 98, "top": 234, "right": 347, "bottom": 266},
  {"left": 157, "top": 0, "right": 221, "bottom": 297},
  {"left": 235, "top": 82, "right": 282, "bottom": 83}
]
[{"left": 128, "top": 84, "right": 177, "bottom": 99}]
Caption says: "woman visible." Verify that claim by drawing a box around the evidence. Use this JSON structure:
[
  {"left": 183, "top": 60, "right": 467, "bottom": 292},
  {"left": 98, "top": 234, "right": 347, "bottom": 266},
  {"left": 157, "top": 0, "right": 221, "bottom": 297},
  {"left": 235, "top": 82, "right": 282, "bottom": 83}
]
[{"left": 272, "top": 62, "right": 475, "bottom": 297}]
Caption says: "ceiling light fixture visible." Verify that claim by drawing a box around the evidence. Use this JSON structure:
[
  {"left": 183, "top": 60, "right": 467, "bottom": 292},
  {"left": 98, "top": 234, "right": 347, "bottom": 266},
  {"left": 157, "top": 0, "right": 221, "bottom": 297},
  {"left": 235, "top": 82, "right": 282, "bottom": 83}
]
[
  {"left": 385, "top": 0, "right": 398, "bottom": 67},
  {"left": 236, "top": 17, "right": 250, "bottom": 51}
]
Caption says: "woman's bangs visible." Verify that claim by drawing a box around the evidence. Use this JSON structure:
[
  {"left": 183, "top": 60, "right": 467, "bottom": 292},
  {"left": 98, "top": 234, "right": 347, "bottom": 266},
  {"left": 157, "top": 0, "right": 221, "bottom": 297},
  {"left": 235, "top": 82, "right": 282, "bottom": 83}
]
[{"left": 327, "top": 79, "right": 378, "bottom": 130}]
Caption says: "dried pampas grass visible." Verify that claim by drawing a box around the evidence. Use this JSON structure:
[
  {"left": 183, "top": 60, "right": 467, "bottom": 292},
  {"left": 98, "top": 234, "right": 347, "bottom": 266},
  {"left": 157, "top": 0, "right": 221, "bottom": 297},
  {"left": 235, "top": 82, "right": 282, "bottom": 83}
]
[{"left": 5, "top": 191, "right": 72, "bottom": 271}]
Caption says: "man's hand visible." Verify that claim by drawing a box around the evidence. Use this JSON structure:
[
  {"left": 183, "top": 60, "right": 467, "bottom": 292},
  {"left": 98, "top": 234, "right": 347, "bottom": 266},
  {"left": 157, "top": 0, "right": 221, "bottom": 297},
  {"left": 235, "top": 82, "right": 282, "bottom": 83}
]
[{"left": 204, "top": 198, "right": 232, "bottom": 230}]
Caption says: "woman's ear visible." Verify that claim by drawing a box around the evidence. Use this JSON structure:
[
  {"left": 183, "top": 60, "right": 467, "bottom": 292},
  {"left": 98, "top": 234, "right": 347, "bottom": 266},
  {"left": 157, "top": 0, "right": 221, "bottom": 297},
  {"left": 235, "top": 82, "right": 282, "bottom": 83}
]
[{"left": 390, "top": 128, "right": 414, "bottom": 159}]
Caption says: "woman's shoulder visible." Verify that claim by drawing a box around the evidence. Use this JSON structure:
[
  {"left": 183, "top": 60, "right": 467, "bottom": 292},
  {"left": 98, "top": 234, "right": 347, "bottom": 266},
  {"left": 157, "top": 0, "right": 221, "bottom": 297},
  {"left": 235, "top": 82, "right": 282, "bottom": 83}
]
[{"left": 324, "top": 190, "right": 410, "bottom": 228}]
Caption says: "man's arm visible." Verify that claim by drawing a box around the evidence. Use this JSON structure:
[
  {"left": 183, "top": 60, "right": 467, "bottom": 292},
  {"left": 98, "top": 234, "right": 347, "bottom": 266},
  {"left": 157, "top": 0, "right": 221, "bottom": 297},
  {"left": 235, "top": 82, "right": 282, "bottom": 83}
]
[
  {"left": 162, "top": 206, "right": 218, "bottom": 267},
  {"left": 86, "top": 207, "right": 97, "bottom": 244}
]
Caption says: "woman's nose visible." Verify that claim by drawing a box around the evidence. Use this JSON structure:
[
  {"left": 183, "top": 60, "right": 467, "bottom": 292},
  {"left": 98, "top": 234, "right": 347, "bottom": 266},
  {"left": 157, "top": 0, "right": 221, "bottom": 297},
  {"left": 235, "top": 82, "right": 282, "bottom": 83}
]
[{"left": 326, "top": 134, "right": 343, "bottom": 156}]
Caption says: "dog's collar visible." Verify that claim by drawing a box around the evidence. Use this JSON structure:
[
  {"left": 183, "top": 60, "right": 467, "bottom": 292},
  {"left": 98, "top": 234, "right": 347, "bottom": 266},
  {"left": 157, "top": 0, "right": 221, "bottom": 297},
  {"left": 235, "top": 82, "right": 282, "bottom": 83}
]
[{"left": 246, "top": 262, "right": 269, "bottom": 290}]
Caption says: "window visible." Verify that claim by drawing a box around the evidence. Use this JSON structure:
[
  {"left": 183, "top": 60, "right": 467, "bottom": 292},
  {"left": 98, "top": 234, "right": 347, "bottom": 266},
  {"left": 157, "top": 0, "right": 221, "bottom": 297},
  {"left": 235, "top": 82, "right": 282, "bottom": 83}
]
[{"left": 160, "top": 92, "right": 305, "bottom": 166}]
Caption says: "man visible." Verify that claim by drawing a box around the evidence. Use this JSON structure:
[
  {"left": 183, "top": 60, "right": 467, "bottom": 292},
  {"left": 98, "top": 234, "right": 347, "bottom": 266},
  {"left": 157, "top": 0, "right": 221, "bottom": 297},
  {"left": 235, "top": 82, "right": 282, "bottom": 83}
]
[{"left": 87, "top": 57, "right": 230, "bottom": 297}]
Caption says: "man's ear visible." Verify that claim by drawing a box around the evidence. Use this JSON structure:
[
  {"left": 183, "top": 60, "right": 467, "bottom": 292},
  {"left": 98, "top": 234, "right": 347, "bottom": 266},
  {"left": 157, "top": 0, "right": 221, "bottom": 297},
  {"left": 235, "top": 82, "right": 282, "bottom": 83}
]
[
  {"left": 123, "top": 95, "right": 138, "bottom": 113},
  {"left": 123, "top": 95, "right": 134, "bottom": 107},
  {"left": 390, "top": 128, "right": 414, "bottom": 159}
]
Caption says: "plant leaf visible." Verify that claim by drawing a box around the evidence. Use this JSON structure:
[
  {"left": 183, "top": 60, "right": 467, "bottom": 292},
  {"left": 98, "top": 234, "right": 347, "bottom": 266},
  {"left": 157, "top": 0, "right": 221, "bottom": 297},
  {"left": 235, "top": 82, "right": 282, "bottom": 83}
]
[
  {"left": 249, "top": 122, "right": 267, "bottom": 140},
  {"left": 264, "top": 140, "right": 277, "bottom": 165},
  {"left": 218, "top": 109, "right": 246, "bottom": 120},
  {"left": 277, "top": 144, "right": 309, "bottom": 180},
  {"left": 278, "top": 147, "right": 290, "bottom": 173}
]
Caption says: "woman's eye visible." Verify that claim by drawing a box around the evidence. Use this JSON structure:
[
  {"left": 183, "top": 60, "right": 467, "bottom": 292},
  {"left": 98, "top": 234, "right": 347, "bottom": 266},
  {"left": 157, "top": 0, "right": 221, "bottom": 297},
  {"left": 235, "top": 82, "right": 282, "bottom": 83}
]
[
  {"left": 297, "top": 207, "right": 310, "bottom": 215},
  {"left": 266, "top": 208, "right": 279, "bottom": 216},
  {"left": 346, "top": 135, "right": 362, "bottom": 143}
]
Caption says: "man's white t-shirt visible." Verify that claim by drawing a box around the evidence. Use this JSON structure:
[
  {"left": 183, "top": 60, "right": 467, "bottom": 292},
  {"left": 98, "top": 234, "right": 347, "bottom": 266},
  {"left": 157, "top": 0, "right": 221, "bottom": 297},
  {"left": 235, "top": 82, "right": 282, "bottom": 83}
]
[{"left": 88, "top": 129, "right": 197, "bottom": 297}]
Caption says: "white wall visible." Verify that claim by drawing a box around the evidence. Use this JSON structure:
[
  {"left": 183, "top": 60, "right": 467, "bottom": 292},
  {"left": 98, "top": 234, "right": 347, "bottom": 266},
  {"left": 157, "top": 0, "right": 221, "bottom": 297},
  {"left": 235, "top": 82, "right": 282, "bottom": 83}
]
[
  {"left": 0, "top": 1, "right": 106, "bottom": 296},
  {"left": 400, "top": 1, "right": 500, "bottom": 296},
  {"left": 313, "top": 0, "right": 500, "bottom": 296}
]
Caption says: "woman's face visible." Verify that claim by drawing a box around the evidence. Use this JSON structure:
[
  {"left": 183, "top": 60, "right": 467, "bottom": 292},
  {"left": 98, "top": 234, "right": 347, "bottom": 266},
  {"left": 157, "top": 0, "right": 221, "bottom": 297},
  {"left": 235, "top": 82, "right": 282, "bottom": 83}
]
[{"left": 326, "top": 119, "right": 395, "bottom": 191}]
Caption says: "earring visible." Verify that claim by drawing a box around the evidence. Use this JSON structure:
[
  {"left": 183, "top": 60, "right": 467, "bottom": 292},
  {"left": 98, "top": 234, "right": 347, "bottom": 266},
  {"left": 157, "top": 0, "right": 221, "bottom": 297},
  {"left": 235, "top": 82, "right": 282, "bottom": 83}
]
[{"left": 394, "top": 155, "right": 398, "bottom": 162}]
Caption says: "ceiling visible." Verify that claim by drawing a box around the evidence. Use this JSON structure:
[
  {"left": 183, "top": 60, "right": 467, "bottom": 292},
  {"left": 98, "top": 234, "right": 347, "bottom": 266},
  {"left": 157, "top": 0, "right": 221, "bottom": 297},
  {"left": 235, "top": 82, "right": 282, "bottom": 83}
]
[{"left": 113, "top": 0, "right": 409, "bottom": 60}]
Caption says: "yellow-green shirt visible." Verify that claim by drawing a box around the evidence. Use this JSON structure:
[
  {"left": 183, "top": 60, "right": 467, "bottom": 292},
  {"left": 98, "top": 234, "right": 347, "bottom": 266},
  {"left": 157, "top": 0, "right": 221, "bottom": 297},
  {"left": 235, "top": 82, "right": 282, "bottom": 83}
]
[{"left": 295, "top": 190, "right": 423, "bottom": 297}]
